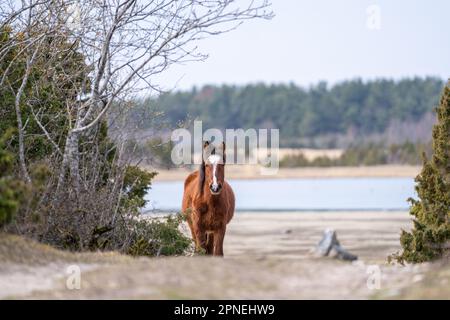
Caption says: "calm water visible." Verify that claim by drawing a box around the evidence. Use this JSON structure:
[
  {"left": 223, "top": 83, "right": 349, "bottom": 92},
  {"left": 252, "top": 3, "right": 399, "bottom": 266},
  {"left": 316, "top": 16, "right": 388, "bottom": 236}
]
[{"left": 144, "top": 178, "right": 416, "bottom": 212}]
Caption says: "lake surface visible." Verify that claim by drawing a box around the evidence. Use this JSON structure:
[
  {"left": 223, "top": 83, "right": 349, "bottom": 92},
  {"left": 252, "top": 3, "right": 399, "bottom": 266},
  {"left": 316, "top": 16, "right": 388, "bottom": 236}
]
[{"left": 144, "top": 178, "right": 416, "bottom": 212}]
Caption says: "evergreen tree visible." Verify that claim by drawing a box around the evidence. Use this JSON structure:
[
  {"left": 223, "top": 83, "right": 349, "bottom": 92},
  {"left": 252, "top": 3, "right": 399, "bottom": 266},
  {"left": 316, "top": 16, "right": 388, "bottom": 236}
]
[
  {"left": 0, "top": 130, "right": 24, "bottom": 227},
  {"left": 396, "top": 81, "right": 450, "bottom": 263}
]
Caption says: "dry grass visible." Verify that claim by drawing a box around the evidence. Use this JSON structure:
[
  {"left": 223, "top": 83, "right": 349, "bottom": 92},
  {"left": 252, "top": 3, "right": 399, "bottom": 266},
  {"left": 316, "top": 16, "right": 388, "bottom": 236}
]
[
  {"left": 381, "top": 259, "right": 450, "bottom": 299},
  {"left": 0, "top": 233, "right": 134, "bottom": 266}
]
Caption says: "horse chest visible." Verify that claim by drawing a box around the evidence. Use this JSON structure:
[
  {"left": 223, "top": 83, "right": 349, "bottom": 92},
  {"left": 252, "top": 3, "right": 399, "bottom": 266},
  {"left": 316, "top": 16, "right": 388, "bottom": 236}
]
[{"left": 196, "top": 203, "right": 224, "bottom": 230}]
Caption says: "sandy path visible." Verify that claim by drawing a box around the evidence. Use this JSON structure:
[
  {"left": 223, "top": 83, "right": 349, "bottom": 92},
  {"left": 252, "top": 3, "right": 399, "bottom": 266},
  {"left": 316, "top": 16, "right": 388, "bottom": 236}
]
[{"left": 0, "top": 211, "right": 434, "bottom": 299}]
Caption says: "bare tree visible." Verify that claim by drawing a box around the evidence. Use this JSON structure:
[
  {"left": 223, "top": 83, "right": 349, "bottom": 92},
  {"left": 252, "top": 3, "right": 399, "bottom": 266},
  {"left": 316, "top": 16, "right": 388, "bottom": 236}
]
[
  {"left": 63, "top": 0, "right": 273, "bottom": 192},
  {"left": 1, "top": 0, "right": 273, "bottom": 192}
]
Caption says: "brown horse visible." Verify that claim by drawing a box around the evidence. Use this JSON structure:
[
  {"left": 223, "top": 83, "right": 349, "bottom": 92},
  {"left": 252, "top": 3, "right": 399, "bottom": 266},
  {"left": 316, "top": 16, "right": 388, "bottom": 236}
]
[{"left": 182, "top": 141, "right": 235, "bottom": 256}]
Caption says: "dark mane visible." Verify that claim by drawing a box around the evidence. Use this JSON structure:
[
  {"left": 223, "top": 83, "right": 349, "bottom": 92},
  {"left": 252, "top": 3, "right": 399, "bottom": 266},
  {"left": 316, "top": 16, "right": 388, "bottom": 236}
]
[{"left": 198, "top": 162, "right": 205, "bottom": 194}]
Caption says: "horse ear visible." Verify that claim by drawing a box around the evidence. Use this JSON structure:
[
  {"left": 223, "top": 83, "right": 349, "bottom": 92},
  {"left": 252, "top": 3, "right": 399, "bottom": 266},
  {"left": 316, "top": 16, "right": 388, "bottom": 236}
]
[
  {"left": 222, "top": 141, "right": 226, "bottom": 163},
  {"left": 202, "top": 140, "right": 210, "bottom": 164}
]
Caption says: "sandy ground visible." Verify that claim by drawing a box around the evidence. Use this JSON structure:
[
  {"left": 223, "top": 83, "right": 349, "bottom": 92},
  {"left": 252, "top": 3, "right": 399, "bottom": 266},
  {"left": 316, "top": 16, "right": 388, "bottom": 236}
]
[
  {"left": 2, "top": 211, "right": 448, "bottom": 300},
  {"left": 225, "top": 211, "right": 410, "bottom": 262},
  {"left": 150, "top": 165, "right": 421, "bottom": 181}
]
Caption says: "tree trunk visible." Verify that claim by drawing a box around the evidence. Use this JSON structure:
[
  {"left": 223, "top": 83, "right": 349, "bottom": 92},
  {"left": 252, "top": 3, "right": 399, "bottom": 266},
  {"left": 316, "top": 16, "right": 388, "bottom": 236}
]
[
  {"left": 57, "top": 131, "right": 80, "bottom": 194},
  {"left": 13, "top": 102, "right": 31, "bottom": 183}
]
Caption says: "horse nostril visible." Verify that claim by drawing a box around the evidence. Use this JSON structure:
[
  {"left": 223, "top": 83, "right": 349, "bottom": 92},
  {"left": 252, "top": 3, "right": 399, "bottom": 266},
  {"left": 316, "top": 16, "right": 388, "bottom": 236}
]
[{"left": 210, "top": 184, "right": 221, "bottom": 193}]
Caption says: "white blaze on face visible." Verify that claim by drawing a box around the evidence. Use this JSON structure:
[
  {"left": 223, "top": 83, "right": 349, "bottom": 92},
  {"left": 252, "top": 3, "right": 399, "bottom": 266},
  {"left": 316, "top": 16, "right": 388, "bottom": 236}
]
[{"left": 207, "top": 154, "right": 222, "bottom": 190}]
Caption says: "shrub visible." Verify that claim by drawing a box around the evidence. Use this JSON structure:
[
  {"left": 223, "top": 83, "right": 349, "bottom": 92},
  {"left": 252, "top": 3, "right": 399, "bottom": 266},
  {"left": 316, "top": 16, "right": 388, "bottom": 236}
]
[
  {"left": 122, "top": 214, "right": 191, "bottom": 257},
  {"left": 32, "top": 185, "right": 191, "bottom": 257},
  {"left": 279, "top": 153, "right": 311, "bottom": 167},
  {"left": 16, "top": 161, "right": 191, "bottom": 257}
]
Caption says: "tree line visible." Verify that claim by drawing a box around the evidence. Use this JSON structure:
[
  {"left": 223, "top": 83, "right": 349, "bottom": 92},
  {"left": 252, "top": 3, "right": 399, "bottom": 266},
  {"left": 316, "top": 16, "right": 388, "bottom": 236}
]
[{"left": 139, "top": 77, "right": 444, "bottom": 147}]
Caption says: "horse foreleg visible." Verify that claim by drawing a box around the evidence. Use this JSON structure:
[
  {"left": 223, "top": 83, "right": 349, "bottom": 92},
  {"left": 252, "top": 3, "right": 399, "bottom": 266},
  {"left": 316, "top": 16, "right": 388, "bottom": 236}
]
[
  {"left": 188, "top": 209, "right": 206, "bottom": 254},
  {"left": 193, "top": 227, "right": 207, "bottom": 254},
  {"left": 213, "top": 227, "right": 226, "bottom": 257},
  {"left": 206, "top": 233, "right": 215, "bottom": 255}
]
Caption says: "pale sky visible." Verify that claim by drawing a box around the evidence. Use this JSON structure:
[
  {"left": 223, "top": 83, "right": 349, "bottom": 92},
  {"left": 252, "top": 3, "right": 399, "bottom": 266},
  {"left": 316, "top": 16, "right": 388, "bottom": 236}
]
[{"left": 156, "top": 0, "right": 450, "bottom": 91}]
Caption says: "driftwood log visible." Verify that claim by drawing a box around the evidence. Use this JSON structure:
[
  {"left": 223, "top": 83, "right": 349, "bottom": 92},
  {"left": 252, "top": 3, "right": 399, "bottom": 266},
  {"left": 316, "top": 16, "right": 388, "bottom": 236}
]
[{"left": 316, "top": 229, "right": 358, "bottom": 261}]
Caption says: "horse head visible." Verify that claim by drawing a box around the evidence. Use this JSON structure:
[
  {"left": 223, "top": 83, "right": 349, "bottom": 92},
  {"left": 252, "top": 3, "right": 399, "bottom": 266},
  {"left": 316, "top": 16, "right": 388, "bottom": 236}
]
[{"left": 202, "top": 140, "right": 226, "bottom": 195}]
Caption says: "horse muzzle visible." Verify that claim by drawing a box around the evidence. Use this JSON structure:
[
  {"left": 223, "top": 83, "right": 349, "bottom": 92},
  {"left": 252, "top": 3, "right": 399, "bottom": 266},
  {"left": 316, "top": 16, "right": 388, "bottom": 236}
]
[{"left": 209, "top": 183, "right": 222, "bottom": 195}]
